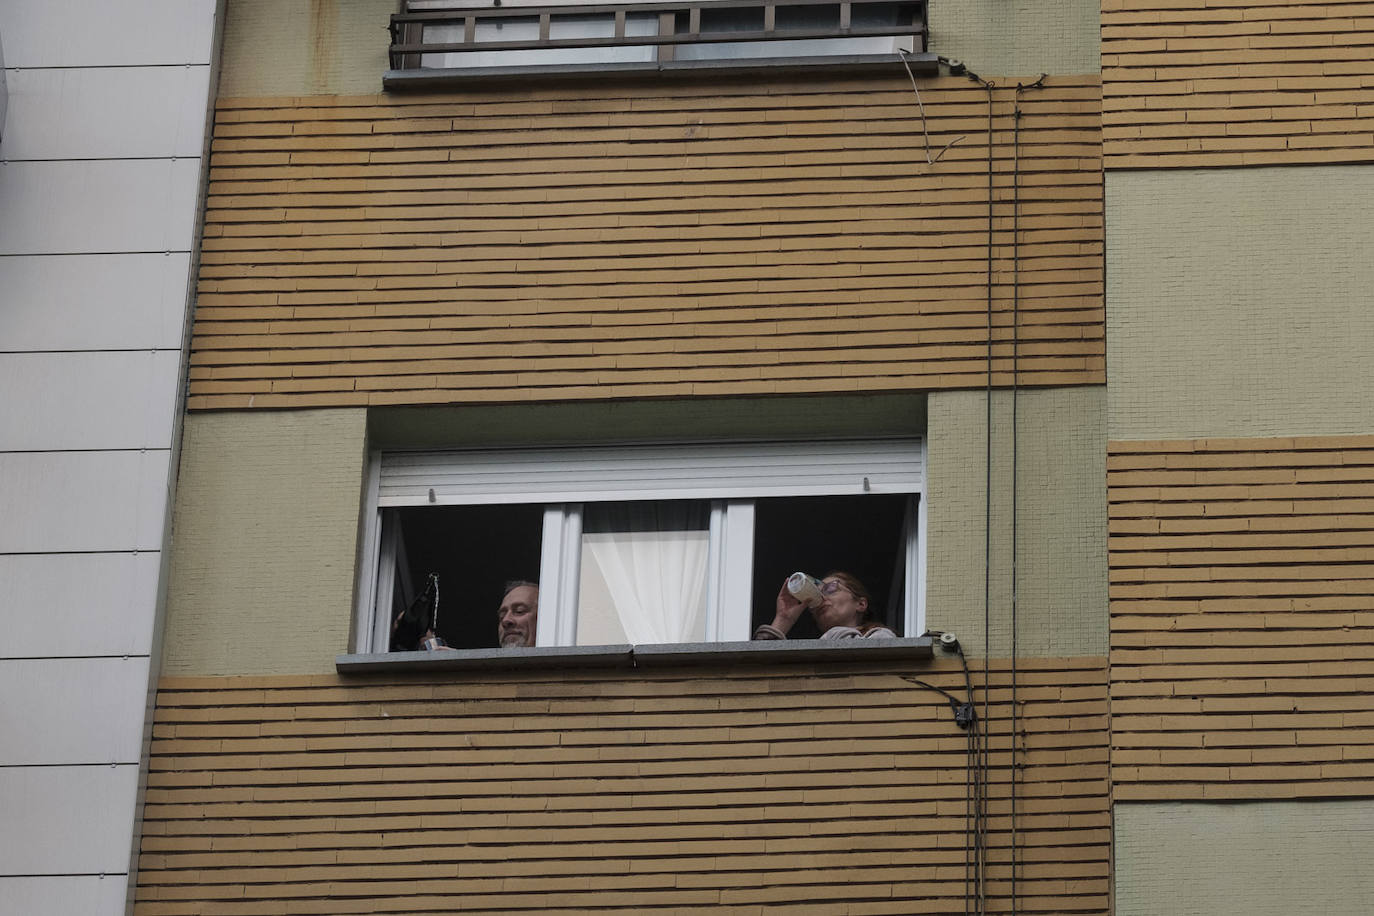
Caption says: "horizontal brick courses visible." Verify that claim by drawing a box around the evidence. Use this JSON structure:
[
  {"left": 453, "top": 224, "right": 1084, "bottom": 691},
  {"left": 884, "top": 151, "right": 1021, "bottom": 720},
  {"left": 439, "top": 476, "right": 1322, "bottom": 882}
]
[
  {"left": 1109, "top": 435, "right": 1374, "bottom": 799},
  {"left": 189, "top": 76, "right": 1105, "bottom": 408},
  {"left": 135, "top": 658, "right": 1108, "bottom": 914},
  {"left": 1103, "top": 0, "right": 1374, "bottom": 167}
]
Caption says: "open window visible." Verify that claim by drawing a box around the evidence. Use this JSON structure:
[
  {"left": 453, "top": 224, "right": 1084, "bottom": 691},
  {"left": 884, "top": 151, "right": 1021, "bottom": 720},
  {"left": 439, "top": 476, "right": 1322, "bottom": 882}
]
[{"left": 354, "top": 438, "right": 925, "bottom": 652}]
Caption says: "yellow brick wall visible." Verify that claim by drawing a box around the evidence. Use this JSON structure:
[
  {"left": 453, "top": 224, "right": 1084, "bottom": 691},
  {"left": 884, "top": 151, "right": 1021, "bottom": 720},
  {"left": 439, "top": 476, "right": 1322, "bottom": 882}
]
[
  {"left": 192, "top": 77, "right": 1104, "bottom": 409},
  {"left": 161, "top": 409, "right": 368, "bottom": 676},
  {"left": 136, "top": 658, "right": 1110, "bottom": 914},
  {"left": 1103, "top": 0, "right": 1374, "bottom": 168},
  {"left": 1109, "top": 435, "right": 1374, "bottom": 800}
]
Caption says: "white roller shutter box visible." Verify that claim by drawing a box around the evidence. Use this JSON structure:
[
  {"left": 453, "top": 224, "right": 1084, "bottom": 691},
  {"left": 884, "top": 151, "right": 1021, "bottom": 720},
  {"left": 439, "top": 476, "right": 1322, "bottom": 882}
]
[{"left": 377, "top": 438, "right": 924, "bottom": 505}]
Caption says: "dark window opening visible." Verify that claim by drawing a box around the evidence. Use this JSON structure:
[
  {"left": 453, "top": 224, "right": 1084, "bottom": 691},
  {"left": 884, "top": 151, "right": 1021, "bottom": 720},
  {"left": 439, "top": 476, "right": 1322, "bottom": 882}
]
[
  {"left": 390, "top": 504, "right": 544, "bottom": 650},
  {"left": 381, "top": 492, "right": 913, "bottom": 651},
  {"left": 750, "top": 494, "right": 910, "bottom": 638},
  {"left": 776, "top": 4, "right": 841, "bottom": 31}
]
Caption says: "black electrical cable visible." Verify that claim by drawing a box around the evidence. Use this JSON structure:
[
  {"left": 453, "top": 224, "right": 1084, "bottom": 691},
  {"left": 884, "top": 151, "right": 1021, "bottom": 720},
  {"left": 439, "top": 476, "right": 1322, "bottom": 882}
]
[
  {"left": 978, "top": 75, "right": 995, "bottom": 916},
  {"left": 932, "top": 64, "right": 998, "bottom": 916},
  {"left": 951, "top": 645, "right": 982, "bottom": 916},
  {"left": 949, "top": 630, "right": 987, "bottom": 916},
  {"left": 903, "top": 659, "right": 979, "bottom": 916},
  {"left": 1009, "top": 74, "right": 1046, "bottom": 916},
  {"left": 1011, "top": 81, "right": 1023, "bottom": 916},
  {"left": 903, "top": 677, "right": 967, "bottom": 709}
]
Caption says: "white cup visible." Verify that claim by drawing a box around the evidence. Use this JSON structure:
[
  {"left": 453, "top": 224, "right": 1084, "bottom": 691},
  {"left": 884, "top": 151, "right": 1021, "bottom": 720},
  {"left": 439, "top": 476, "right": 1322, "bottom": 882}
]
[{"left": 786, "top": 572, "right": 825, "bottom": 608}]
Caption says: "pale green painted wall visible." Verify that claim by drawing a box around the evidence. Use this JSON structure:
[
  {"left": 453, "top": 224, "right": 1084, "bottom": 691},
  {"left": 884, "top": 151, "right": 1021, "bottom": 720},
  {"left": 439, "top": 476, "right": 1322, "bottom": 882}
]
[
  {"left": 162, "top": 409, "right": 368, "bottom": 676},
  {"left": 925, "top": 386, "right": 1107, "bottom": 657},
  {"left": 216, "top": 0, "right": 1098, "bottom": 99},
  {"left": 930, "top": 0, "right": 1099, "bottom": 77},
  {"left": 1107, "top": 166, "right": 1374, "bottom": 442},
  {"left": 219, "top": 0, "right": 394, "bottom": 97},
  {"left": 1115, "top": 800, "right": 1374, "bottom": 916}
]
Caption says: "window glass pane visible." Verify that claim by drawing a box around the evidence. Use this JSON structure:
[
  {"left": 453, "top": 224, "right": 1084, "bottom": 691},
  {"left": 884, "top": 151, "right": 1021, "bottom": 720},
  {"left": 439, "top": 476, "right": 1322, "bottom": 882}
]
[
  {"left": 421, "top": 14, "right": 658, "bottom": 69},
  {"left": 673, "top": 35, "right": 902, "bottom": 60},
  {"left": 389, "top": 504, "right": 544, "bottom": 650},
  {"left": 750, "top": 494, "right": 909, "bottom": 637},
  {"left": 577, "top": 501, "right": 710, "bottom": 646},
  {"left": 700, "top": 7, "right": 765, "bottom": 32},
  {"left": 776, "top": 5, "right": 841, "bottom": 30}
]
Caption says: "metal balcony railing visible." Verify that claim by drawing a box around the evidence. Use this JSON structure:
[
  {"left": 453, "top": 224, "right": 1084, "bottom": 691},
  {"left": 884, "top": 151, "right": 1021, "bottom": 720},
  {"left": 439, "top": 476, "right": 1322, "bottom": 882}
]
[{"left": 386, "top": 0, "right": 932, "bottom": 86}]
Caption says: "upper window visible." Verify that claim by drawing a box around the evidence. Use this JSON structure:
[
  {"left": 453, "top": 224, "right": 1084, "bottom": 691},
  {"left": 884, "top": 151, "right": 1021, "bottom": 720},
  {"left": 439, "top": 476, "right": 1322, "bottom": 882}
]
[
  {"left": 386, "top": 0, "right": 933, "bottom": 86},
  {"left": 354, "top": 437, "right": 925, "bottom": 653}
]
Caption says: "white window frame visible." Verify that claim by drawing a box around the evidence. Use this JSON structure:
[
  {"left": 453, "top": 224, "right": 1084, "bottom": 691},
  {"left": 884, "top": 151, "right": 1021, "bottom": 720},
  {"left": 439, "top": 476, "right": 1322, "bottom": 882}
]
[{"left": 353, "top": 437, "right": 925, "bottom": 653}]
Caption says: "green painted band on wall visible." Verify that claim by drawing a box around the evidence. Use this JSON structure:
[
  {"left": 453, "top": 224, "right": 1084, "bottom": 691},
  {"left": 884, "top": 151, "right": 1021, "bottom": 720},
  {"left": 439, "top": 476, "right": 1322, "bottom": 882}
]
[
  {"left": 162, "top": 408, "right": 368, "bottom": 676},
  {"left": 925, "top": 385, "right": 1107, "bottom": 657},
  {"left": 1115, "top": 799, "right": 1374, "bottom": 916},
  {"left": 1108, "top": 165, "right": 1374, "bottom": 441}
]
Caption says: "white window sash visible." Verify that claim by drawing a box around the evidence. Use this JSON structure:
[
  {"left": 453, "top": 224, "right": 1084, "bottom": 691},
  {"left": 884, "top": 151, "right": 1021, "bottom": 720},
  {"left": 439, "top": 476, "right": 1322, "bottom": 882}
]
[
  {"left": 705, "top": 500, "right": 754, "bottom": 641},
  {"left": 355, "top": 450, "right": 385, "bottom": 654},
  {"left": 537, "top": 503, "right": 583, "bottom": 647}
]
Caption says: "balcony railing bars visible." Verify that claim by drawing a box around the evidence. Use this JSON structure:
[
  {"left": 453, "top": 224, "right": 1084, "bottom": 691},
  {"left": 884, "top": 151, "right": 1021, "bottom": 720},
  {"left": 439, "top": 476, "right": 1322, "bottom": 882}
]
[{"left": 389, "top": 0, "right": 928, "bottom": 74}]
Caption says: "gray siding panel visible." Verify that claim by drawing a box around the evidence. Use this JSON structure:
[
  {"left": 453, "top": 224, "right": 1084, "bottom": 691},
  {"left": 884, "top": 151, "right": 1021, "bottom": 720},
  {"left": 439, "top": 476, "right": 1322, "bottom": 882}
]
[
  {"left": 0, "top": 553, "right": 161, "bottom": 658},
  {"left": 0, "top": 657, "right": 150, "bottom": 765},
  {"left": 0, "top": 0, "right": 215, "bottom": 68},
  {"left": 0, "top": 253, "right": 191, "bottom": 351},
  {"left": 0, "top": 66, "right": 211, "bottom": 161},
  {"left": 0, "top": 351, "right": 181, "bottom": 451}
]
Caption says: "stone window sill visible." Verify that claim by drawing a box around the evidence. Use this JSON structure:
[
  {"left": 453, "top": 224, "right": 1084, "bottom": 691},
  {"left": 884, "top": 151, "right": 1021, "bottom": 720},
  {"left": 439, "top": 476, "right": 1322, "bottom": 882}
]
[{"left": 337, "top": 637, "right": 932, "bottom": 674}]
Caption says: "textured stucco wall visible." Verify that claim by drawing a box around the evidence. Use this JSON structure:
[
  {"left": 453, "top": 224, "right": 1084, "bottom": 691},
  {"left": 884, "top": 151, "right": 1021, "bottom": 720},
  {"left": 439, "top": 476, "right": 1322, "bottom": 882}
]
[
  {"left": 925, "top": 385, "right": 1107, "bottom": 657},
  {"left": 216, "top": 0, "right": 1099, "bottom": 99},
  {"left": 1107, "top": 166, "right": 1374, "bottom": 441},
  {"left": 931, "top": 0, "right": 1099, "bottom": 76},
  {"left": 1115, "top": 800, "right": 1374, "bottom": 916},
  {"left": 162, "top": 409, "right": 368, "bottom": 676},
  {"left": 218, "top": 0, "right": 392, "bottom": 97}
]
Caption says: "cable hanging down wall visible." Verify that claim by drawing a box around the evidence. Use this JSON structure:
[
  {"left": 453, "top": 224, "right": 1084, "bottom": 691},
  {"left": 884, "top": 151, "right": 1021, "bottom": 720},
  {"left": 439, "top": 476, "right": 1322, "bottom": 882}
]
[{"left": 902, "top": 58, "right": 1050, "bottom": 916}]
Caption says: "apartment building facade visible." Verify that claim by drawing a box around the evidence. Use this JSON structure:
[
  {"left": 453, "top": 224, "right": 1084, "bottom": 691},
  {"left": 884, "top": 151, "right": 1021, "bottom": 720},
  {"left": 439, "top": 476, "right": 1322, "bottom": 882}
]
[{"left": 2, "top": 0, "right": 1371, "bottom": 913}]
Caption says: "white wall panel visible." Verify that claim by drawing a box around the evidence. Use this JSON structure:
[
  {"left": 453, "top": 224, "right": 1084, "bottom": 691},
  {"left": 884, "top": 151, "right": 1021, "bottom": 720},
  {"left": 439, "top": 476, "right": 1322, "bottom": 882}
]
[
  {"left": 0, "top": 158, "right": 201, "bottom": 256},
  {"left": 0, "top": 351, "right": 181, "bottom": 451},
  {"left": 0, "top": 450, "right": 170, "bottom": 553},
  {"left": 0, "top": 0, "right": 219, "bottom": 903},
  {"left": 0, "top": 876, "right": 128, "bottom": 916},
  {"left": 0, "top": 0, "right": 216, "bottom": 68},
  {"left": 0, "top": 657, "right": 150, "bottom": 765},
  {"left": 0, "top": 252, "right": 190, "bottom": 351},
  {"left": 0, "top": 764, "right": 139, "bottom": 875},
  {"left": 0, "top": 65, "right": 211, "bottom": 161},
  {"left": 0, "top": 552, "right": 161, "bottom": 658}
]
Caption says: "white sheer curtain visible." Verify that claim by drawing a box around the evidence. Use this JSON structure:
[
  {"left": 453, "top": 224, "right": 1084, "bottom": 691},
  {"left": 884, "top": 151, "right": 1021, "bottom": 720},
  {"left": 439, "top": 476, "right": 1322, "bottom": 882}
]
[{"left": 578, "top": 502, "right": 709, "bottom": 645}]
